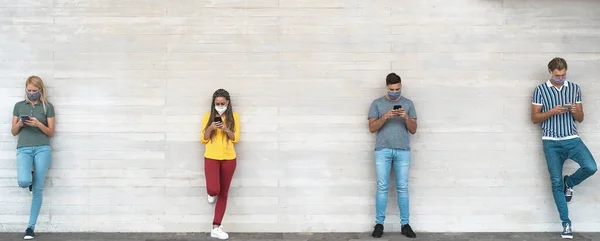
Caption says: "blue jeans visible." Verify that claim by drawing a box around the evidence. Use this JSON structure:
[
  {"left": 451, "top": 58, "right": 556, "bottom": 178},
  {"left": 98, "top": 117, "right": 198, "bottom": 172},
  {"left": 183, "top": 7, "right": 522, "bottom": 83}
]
[
  {"left": 374, "top": 148, "right": 410, "bottom": 225},
  {"left": 543, "top": 138, "right": 597, "bottom": 227},
  {"left": 16, "top": 145, "right": 52, "bottom": 229}
]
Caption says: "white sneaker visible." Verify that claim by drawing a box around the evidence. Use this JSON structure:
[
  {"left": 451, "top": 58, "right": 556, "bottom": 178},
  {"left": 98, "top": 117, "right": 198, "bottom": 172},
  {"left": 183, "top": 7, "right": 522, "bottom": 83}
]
[
  {"left": 210, "top": 226, "right": 229, "bottom": 239},
  {"left": 207, "top": 195, "right": 217, "bottom": 204}
]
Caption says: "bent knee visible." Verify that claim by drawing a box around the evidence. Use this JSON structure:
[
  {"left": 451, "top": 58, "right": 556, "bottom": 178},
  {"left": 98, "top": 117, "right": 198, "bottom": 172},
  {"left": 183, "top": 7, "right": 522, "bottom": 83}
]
[
  {"left": 586, "top": 164, "right": 598, "bottom": 175},
  {"left": 207, "top": 188, "right": 220, "bottom": 196},
  {"left": 18, "top": 180, "right": 31, "bottom": 188}
]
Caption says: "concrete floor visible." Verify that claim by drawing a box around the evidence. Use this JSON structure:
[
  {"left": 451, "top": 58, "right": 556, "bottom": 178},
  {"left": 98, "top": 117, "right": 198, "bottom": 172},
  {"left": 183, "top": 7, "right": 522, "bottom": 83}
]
[{"left": 1, "top": 232, "right": 600, "bottom": 241}]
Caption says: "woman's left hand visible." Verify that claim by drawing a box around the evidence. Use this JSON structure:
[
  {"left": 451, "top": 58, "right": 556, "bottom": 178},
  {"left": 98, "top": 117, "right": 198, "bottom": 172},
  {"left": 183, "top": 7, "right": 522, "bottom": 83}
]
[
  {"left": 220, "top": 124, "right": 231, "bottom": 133},
  {"left": 24, "top": 117, "right": 41, "bottom": 128}
]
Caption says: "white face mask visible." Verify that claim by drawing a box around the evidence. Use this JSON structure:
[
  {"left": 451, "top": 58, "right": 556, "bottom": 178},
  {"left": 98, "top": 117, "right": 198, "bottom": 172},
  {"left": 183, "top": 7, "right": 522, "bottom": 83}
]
[{"left": 215, "top": 106, "right": 227, "bottom": 115}]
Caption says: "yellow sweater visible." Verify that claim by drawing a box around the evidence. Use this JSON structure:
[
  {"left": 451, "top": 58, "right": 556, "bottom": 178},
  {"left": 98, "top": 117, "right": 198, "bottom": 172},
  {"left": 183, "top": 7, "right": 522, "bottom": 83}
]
[{"left": 200, "top": 112, "right": 240, "bottom": 160}]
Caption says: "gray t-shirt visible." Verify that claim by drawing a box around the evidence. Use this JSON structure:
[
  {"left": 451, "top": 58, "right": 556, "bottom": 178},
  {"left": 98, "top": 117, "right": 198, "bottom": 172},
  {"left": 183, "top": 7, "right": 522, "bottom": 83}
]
[
  {"left": 368, "top": 96, "right": 417, "bottom": 151},
  {"left": 13, "top": 100, "right": 55, "bottom": 148}
]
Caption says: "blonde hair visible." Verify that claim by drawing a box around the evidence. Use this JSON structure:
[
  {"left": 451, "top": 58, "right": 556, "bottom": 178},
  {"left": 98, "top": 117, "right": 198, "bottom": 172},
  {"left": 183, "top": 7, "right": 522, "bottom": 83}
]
[{"left": 24, "top": 75, "right": 49, "bottom": 114}]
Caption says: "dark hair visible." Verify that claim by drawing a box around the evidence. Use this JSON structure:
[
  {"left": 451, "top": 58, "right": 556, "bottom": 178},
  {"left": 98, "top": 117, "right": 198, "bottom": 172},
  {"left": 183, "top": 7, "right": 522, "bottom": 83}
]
[
  {"left": 386, "top": 72, "right": 401, "bottom": 85},
  {"left": 548, "top": 57, "right": 568, "bottom": 72},
  {"left": 203, "top": 89, "right": 235, "bottom": 141}
]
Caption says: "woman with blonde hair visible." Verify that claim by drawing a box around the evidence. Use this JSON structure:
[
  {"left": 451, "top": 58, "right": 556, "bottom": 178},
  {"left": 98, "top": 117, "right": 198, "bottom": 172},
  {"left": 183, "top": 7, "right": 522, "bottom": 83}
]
[
  {"left": 11, "top": 76, "right": 55, "bottom": 240},
  {"left": 200, "top": 89, "right": 240, "bottom": 240}
]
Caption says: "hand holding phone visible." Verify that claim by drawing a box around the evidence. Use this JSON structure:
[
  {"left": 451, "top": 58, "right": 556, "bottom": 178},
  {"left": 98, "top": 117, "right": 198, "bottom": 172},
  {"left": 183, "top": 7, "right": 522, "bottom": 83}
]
[
  {"left": 551, "top": 105, "right": 570, "bottom": 115},
  {"left": 212, "top": 116, "right": 224, "bottom": 130},
  {"left": 562, "top": 104, "right": 572, "bottom": 109},
  {"left": 16, "top": 117, "right": 25, "bottom": 128},
  {"left": 21, "top": 116, "right": 39, "bottom": 127}
]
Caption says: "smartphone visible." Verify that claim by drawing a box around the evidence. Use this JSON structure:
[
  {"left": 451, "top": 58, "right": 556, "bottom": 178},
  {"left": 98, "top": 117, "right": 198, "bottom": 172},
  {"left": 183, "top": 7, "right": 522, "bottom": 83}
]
[
  {"left": 20, "top": 115, "right": 30, "bottom": 122},
  {"left": 393, "top": 105, "right": 402, "bottom": 110},
  {"left": 213, "top": 116, "right": 222, "bottom": 123},
  {"left": 562, "top": 104, "right": 572, "bottom": 109}
]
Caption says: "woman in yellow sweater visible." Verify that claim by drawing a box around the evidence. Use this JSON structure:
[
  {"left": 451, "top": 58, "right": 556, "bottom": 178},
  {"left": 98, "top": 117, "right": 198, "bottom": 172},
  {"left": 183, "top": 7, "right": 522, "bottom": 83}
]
[{"left": 200, "top": 89, "right": 240, "bottom": 240}]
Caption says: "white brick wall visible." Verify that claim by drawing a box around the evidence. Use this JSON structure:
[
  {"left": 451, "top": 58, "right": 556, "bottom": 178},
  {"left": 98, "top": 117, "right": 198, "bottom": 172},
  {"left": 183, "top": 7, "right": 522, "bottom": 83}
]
[{"left": 1, "top": 0, "right": 600, "bottom": 233}]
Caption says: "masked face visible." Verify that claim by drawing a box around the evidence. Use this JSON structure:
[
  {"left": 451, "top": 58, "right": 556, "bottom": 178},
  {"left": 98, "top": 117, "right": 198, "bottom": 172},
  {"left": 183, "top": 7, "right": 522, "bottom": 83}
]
[
  {"left": 214, "top": 97, "right": 228, "bottom": 115},
  {"left": 215, "top": 106, "right": 227, "bottom": 115},
  {"left": 550, "top": 69, "right": 567, "bottom": 86},
  {"left": 386, "top": 83, "right": 401, "bottom": 100},
  {"left": 551, "top": 74, "right": 566, "bottom": 85},
  {"left": 388, "top": 90, "right": 401, "bottom": 99},
  {"left": 26, "top": 87, "right": 41, "bottom": 101}
]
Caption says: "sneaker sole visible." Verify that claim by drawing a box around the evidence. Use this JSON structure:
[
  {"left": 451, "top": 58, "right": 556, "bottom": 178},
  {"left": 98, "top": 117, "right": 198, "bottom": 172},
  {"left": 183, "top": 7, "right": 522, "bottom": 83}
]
[
  {"left": 24, "top": 235, "right": 34, "bottom": 240},
  {"left": 561, "top": 234, "right": 573, "bottom": 239},
  {"left": 210, "top": 234, "right": 228, "bottom": 240}
]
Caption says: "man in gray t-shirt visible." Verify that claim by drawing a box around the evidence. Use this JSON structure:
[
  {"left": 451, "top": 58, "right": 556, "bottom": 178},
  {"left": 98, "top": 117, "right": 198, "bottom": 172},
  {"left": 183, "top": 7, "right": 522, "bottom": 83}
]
[{"left": 367, "top": 73, "right": 417, "bottom": 239}]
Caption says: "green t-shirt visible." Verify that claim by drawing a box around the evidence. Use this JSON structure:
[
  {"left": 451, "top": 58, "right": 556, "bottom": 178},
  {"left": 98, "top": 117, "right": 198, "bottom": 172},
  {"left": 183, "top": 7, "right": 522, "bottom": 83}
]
[{"left": 13, "top": 100, "right": 55, "bottom": 148}]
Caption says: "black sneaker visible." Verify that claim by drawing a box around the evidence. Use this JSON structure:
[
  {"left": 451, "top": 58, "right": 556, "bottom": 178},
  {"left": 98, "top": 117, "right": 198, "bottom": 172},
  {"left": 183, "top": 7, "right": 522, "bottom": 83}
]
[
  {"left": 371, "top": 224, "right": 384, "bottom": 238},
  {"left": 401, "top": 224, "right": 416, "bottom": 238},
  {"left": 564, "top": 175, "right": 573, "bottom": 203},
  {"left": 24, "top": 227, "right": 34, "bottom": 240},
  {"left": 561, "top": 223, "right": 573, "bottom": 239}
]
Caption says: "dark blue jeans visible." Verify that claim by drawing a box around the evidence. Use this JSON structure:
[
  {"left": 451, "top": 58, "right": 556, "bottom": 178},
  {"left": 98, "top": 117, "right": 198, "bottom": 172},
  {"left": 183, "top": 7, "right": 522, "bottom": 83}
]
[{"left": 543, "top": 138, "right": 597, "bottom": 227}]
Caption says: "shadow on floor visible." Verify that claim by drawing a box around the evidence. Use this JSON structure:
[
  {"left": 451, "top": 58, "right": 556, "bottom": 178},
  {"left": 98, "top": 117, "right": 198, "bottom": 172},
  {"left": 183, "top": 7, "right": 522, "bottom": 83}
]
[{"left": 1, "top": 232, "right": 600, "bottom": 241}]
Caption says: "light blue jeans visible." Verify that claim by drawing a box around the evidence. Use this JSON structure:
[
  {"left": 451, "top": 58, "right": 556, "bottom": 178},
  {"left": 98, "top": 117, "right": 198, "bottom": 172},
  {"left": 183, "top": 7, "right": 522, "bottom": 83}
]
[
  {"left": 17, "top": 145, "right": 52, "bottom": 229},
  {"left": 543, "top": 138, "right": 597, "bottom": 228},
  {"left": 374, "top": 148, "right": 410, "bottom": 225}
]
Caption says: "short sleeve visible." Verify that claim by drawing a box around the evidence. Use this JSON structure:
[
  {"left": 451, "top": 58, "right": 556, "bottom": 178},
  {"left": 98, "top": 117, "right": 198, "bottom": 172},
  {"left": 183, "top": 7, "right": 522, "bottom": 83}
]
[
  {"left": 45, "top": 102, "right": 55, "bottom": 118},
  {"left": 13, "top": 103, "right": 19, "bottom": 117},
  {"left": 532, "top": 87, "right": 543, "bottom": 106},
  {"left": 232, "top": 112, "right": 240, "bottom": 143},
  {"left": 408, "top": 102, "right": 417, "bottom": 119},
  {"left": 367, "top": 100, "right": 379, "bottom": 119},
  {"left": 200, "top": 112, "right": 210, "bottom": 144},
  {"left": 575, "top": 86, "right": 582, "bottom": 103}
]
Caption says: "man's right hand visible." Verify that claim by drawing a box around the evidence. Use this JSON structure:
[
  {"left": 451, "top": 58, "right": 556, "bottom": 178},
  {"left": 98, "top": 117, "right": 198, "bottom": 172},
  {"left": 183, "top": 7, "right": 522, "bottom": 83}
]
[
  {"left": 382, "top": 109, "right": 400, "bottom": 120},
  {"left": 550, "top": 105, "right": 569, "bottom": 115}
]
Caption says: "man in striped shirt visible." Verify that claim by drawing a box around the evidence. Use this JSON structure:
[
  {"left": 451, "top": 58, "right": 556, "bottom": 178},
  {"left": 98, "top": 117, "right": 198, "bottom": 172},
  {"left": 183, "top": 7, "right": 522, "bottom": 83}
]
[{"left": 531, "top": 57, "right": 597, "bottom": 239}]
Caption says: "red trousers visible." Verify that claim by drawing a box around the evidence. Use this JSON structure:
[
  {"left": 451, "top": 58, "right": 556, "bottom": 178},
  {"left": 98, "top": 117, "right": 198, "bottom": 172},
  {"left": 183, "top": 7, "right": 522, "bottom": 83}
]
[{"left": 204, "top": 158, "right": 237, "bottom": 226}]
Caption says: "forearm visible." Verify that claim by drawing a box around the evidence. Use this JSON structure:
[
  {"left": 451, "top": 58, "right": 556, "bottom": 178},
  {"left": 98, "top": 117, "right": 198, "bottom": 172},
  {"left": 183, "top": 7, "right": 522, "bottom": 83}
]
[
  {"left": 11, "top": 125, "right": 21, "bottom": 136},
  {"left": 532, "top": 111, "right": 555, "bottom": 124},
  {"left": 37, "top": 124, "right": 54, "bottom": 137},
  {"left": 225, "top": 129, "right": 235, "bottom": 141},
  {"left": 203, "top": 128, "right": 214, "bottom": 140},
  {"left": 405, "top": 118, "right": 417, "bottom": 134},
  {"left": 369, "top": 118, "right": 387, "bottom": 133},
  {"left": 573, "top": 111, "right": 584, "bottom": 122}
]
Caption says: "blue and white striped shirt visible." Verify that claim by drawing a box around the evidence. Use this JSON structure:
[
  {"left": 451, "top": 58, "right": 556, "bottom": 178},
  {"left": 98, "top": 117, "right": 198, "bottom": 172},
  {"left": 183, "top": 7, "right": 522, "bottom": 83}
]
[{"left": 532, "top": 80, "right": 582, "bottom": 140}]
